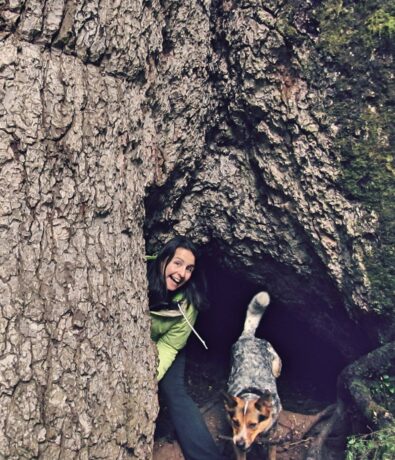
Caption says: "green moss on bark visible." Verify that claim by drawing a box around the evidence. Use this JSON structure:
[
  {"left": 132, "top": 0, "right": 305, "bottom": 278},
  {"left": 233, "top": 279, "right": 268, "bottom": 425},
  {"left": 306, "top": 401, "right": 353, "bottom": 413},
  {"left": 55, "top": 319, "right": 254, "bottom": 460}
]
[{"left": 315, "top": 0, "right": 395, "bottom": 318}]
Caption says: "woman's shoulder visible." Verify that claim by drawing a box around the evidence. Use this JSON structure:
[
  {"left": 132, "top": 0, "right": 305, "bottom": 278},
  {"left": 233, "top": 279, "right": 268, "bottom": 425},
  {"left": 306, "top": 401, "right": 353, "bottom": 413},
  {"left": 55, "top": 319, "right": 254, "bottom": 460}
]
[
  {"left": 172, "top": 292, "right": 192, "bottom": 307},
  {"left": 181, "top": 302, "right": 198, "bottom": 323}
]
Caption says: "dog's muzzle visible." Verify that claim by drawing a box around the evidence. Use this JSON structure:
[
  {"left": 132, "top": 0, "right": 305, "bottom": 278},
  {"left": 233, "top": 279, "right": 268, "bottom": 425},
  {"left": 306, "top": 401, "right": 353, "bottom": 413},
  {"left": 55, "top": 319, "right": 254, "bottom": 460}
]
[{"left": 235, "top": 439, "right": 250, "bottom": 452}]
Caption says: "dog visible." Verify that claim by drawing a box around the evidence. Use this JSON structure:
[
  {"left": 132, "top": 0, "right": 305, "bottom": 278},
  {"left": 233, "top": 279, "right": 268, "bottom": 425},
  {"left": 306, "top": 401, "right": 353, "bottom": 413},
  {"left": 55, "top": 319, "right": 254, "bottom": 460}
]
[{"left": 223, "top": 292, "right": 282, "bottom": 460}]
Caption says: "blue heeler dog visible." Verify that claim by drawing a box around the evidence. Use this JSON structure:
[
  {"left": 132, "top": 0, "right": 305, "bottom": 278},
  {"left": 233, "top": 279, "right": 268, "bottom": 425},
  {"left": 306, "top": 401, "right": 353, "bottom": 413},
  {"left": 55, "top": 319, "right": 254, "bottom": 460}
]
[{"left": 223, "top": 292, "right": 282, "bottom": 460}]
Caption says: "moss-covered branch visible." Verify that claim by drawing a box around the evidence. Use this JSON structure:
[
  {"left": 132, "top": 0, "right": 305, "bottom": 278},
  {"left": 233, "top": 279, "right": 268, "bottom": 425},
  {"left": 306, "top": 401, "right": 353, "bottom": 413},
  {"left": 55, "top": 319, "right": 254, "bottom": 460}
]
[{"left": 338, "top": 341, "right": 395, "bottom": 428}]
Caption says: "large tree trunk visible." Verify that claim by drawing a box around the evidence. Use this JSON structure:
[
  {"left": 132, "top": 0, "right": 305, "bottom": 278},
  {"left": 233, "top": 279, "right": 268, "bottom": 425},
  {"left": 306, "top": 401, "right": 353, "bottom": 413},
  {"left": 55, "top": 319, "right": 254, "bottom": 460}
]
[
  {"left": 0, "top": 2, "right": 163, "bottom": 458},
  {"left": 1, "top": 0, "right": 393, "bottom": 458}
]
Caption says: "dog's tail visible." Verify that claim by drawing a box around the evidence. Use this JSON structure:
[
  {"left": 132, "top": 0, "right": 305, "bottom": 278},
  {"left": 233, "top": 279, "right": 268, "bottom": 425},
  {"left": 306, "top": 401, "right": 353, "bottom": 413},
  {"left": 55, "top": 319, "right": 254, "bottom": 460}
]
[{"left": 242, "top": 291, "right": 270, "bottom": 337}]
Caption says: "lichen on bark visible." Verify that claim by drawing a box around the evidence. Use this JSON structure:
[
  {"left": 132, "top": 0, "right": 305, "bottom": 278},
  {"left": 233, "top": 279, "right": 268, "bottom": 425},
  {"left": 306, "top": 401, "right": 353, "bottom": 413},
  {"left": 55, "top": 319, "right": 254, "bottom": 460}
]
[{"left": 313, "top": 0, "right": 395, "bottom": 323}]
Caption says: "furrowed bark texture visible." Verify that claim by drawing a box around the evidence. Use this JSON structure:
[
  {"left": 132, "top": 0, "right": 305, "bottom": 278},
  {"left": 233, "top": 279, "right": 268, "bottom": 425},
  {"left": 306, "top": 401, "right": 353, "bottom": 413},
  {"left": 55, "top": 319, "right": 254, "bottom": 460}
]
[
  {"left": 145, "top": 0, "right": 387, "bottom": 360},
  {"left": 0, "top": 1, "right": 164, "bottom": 459},
  {"left": 0, "top": 0, "right": 393, "bottom": 457}
]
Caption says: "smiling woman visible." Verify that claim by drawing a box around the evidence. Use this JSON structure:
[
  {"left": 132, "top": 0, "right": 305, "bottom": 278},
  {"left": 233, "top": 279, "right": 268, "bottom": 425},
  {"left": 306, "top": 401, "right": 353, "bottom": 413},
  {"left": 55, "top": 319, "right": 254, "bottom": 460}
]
[
  {"left": 147, "top": 236, "right": 226, "bottom": 460},
  {"left": 164, "top": 247, "right": 196, "bottom": 291}
]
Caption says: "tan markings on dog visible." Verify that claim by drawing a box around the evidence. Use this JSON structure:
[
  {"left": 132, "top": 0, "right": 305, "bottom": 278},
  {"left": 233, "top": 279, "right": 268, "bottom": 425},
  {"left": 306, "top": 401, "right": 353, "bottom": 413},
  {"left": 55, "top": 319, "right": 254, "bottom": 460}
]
[
  {"left": 225, "top": 395, "right": 273, "bottom": 451},
  {"left": 268, "top": 343, "right": 282, "bottom": 378}
]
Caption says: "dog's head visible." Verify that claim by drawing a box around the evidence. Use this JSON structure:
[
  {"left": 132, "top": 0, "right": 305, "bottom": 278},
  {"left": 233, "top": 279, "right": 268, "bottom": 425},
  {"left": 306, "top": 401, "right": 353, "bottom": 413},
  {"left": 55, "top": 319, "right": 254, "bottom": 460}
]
[{"left": 223, "top": 391, "right": 277, "bottom": 452}]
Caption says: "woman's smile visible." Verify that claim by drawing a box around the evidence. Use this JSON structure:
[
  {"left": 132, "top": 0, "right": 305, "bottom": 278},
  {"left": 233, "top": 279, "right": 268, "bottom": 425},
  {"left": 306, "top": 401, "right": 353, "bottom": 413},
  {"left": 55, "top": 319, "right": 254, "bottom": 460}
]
[{"left": 164, "top": 248, "right": 196, "bottom": 291}]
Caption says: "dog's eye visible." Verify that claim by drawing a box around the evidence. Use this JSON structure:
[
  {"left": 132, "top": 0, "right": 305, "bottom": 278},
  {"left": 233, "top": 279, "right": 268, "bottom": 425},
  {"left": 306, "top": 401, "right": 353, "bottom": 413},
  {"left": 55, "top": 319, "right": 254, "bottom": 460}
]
[
  {"left": 232, "top": 419, "right": 240, "bottom": 428},
  {"left": 258, "top": 414, "right": 269, "bottom": 422},
  {"left": 248, "top": 422, "right": 257, "bottom": 429}
]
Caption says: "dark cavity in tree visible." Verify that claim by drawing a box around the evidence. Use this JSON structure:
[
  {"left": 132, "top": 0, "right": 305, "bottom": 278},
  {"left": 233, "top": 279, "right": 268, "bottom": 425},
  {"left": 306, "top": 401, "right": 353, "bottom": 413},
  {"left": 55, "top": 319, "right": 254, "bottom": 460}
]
[{"left": 187, "top": 256, "right": 349, "bottom": 411}]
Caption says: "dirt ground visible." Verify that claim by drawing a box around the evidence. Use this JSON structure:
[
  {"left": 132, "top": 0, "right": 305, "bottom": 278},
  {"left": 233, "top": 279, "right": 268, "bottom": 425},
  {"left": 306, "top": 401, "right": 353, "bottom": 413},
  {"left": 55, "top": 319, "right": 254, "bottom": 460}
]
[
  {"left": 153, "top": 403, "right": 343, "bottom": 460},
  {"left": 153, "top": 354, "right": 346, "bottom": 460}
]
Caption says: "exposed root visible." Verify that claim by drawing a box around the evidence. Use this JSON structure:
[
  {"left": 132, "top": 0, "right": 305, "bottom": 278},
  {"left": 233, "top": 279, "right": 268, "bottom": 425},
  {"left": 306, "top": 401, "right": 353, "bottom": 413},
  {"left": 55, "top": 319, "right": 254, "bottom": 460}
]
[
  {"left": 305, "top": 399, "right": 346, "bottom": 460},
  {"left": 305, "top": 341, "right": 395, "bottom": 460},
  {"left": 300, "top": 404, "right": 337, "bottom": 438},
  {"left": 338, "top": 341, "right": 395, "bottom": 430}
]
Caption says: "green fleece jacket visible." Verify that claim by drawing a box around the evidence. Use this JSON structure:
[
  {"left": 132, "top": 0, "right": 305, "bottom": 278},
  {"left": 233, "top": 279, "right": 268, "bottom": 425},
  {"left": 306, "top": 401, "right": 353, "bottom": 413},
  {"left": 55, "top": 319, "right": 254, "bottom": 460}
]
[{"left": 150, "top": 295, "right": 198, "bottom": 381}]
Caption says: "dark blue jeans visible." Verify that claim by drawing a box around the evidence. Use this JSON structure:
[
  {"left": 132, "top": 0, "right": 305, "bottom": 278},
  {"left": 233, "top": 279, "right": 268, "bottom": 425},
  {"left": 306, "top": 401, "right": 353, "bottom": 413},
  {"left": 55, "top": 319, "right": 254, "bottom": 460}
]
[{"left": 159, "top": 350, "right": 225, "bottom": 460}]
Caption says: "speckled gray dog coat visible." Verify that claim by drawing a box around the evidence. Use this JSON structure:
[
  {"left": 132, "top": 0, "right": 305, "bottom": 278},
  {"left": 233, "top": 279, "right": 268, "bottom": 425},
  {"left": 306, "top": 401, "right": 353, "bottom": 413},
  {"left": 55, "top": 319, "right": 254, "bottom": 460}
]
[
  {"left": 227, "top": 336, "right": 282, "bottom": 416},
  {"left": 226, "top": 292, "right": 282, "bottom": 427}
]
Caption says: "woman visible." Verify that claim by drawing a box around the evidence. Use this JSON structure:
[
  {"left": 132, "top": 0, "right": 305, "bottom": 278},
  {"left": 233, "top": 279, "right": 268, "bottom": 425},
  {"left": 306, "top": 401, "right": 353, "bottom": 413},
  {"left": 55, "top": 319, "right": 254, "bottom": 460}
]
[{"left": 148, "top": 236, "right": 225, "bottom": 460}]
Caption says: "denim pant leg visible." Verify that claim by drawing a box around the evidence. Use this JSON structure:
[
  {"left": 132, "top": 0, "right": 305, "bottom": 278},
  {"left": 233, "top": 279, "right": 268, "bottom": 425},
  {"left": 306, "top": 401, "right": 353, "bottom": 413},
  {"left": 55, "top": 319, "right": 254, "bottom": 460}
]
[{"left": 159, "top": 350, "right": 225, "bottom": 460}]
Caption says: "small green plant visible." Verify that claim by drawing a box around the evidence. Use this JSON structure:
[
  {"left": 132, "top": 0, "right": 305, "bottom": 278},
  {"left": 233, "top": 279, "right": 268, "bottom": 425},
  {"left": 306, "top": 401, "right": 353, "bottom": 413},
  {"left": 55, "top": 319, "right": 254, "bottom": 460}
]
[
  {"left": 371, "top": 374, "right": 395, "bottom": 400},
  {"left": 367, "top": 9, "right": 395, "bottom": 37},
  {"left": 346, "top": 423, "right": 395, "bottom": 459}
]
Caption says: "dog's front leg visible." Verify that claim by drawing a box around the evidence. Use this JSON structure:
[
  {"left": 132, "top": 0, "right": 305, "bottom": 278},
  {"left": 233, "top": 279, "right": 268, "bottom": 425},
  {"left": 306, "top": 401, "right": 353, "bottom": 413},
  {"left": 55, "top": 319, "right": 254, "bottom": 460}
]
[{"left": 267, "top": 444, "right": 276, "bottom": 460}]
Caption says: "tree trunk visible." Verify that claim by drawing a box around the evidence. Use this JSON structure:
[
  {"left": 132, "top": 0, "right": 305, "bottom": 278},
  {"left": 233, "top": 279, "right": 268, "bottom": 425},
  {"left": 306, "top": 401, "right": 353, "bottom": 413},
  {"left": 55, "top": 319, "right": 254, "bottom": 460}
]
[
  {"left": 0, "top": 2, "right": 163, "bottom": 458},
  {"left": 1, "top": 0, "right": 393, "bottom": 457}
]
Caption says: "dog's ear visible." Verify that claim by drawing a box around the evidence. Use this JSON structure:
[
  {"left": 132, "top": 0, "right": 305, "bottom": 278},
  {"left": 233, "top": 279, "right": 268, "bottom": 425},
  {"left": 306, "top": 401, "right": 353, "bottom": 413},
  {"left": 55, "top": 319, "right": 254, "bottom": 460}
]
[
  {"left": 222, "top": 391, "right": 238, "bottom": 410},
  {"left": 255, "top": 390, "right": 273, "bottom": 412}
]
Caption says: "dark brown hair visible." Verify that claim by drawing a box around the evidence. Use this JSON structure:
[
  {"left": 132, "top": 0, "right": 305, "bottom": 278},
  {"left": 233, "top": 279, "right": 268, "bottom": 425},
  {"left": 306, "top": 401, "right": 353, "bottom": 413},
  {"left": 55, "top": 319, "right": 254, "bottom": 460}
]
[{"left": 147, "top": 235, "right": 208, "bottom": 311}]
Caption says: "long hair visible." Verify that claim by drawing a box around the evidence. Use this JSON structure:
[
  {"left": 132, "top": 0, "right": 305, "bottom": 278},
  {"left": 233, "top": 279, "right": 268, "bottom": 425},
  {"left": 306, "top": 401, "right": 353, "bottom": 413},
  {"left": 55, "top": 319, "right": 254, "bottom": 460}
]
[{"left": 147, "top": 235, "right": 208, "bottom": 312}]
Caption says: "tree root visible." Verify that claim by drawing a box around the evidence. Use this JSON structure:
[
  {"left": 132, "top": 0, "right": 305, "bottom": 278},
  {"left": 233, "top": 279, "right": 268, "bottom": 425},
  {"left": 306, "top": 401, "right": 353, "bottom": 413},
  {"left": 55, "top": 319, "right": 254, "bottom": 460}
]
[
  {"left": 338, "top": 340, "right": 395, "bottom": 429},
  {"left": 299, "top": 404, "right": 337, "bottom": 438},
  {"left": 305, "top": 399, "right": 346, "bottom": 460},
  {"left": 305, "top": 340, "right": 395, "bottom": 460}
]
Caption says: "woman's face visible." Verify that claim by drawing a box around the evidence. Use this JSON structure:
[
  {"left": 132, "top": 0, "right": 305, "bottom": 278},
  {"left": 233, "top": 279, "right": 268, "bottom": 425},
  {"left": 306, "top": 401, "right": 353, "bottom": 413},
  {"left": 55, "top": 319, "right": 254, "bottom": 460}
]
[{"left": 164, "top": 247, "right": 196, "bottom": 292}]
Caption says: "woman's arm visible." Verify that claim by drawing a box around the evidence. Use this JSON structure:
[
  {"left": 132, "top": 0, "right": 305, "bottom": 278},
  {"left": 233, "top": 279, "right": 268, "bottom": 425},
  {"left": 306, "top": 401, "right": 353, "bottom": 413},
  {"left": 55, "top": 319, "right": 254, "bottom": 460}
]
[{"left": 156, "top": 309, "right": 198, "bottom": 380}]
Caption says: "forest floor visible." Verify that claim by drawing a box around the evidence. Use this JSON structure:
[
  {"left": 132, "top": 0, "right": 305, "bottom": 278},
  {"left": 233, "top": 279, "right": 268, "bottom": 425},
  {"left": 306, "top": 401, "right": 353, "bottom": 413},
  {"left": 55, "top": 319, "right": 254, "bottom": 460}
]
[{"left": 153, "top": 353, "right": 346, "bottom": 460}]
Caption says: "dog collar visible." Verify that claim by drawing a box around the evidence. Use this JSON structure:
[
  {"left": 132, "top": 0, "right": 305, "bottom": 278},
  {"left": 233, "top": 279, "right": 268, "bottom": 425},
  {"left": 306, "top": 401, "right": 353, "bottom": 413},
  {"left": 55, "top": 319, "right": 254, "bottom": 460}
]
[{"left": 237, "top": 388, "right": 271, "bottom": 399}]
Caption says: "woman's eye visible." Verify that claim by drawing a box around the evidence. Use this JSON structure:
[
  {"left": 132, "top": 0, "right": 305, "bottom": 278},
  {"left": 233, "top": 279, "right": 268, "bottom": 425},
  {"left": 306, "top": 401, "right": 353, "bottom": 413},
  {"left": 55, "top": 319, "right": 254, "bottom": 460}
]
[{"left": 187, "top": 267, "right": 194, "bottom": 273}]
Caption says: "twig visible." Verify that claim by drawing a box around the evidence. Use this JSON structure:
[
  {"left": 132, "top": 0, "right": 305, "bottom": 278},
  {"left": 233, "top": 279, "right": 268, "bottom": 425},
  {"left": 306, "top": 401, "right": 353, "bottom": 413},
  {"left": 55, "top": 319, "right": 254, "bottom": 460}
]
[
  {"left": 305, "top": 400, "right": 345, "bottom": 460},
  {"left": 286, "top": 436, "right": 314, "bottom": 448},
  {"left": 219, "top": 432, "right": 314, "bottom": 450},
  {"left": 218, "top": 434, "right": 232, "bottom": 441}
]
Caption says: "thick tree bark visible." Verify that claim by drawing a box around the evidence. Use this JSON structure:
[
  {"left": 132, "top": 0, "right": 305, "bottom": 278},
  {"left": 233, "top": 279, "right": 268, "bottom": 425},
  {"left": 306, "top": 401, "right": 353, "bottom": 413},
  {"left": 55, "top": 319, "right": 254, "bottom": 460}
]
[
  {"left": 0, "top": 2, "right": 163, "bottom": 458},
  {"left": 145, "top": 0, "right": 393, "bottom": 354},
  {"left": 1, "top": 0, "right": 393, "bottom": 458}
]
